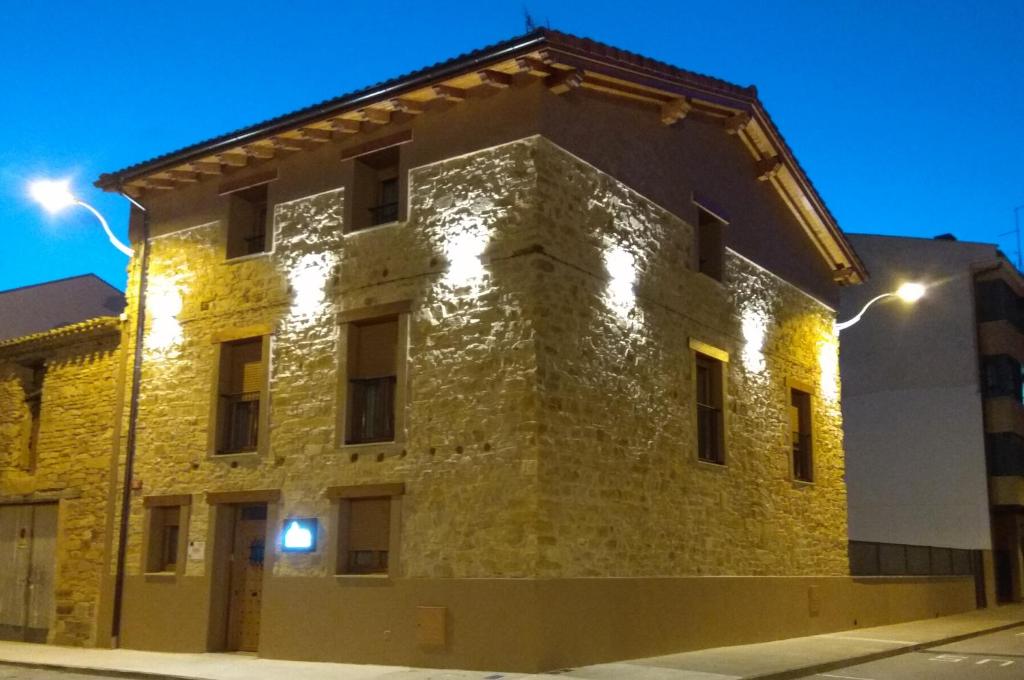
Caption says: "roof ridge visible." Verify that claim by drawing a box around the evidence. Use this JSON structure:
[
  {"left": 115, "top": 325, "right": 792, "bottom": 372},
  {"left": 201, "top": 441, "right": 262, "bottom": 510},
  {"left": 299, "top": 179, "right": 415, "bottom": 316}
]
[{"left": 0, "top": 273, "right": 118, "bottom": 297}]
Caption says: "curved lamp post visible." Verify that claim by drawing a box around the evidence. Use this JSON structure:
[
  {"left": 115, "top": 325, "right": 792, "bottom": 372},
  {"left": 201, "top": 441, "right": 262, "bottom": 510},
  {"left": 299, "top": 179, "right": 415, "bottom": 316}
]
[
  {"left": 835, "top": 282, "right": 926, "bottom": 333},
  {"left": 29, "top": 179, "right": 133, "bottom": 257}
]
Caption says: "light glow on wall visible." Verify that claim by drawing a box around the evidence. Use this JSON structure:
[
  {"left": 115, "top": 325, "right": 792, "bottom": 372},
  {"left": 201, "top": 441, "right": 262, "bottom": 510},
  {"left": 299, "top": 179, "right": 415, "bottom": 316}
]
[
  {"left": 740, "top": 304, "right": 768, "bottom": 374},
  {"left": 288, "top": 252, "right": 336, "bottom": 321},
  {"left": 604, "top": 242, "right": 636, "bottom": 317},
  {"left": 818, "top": 334, "right": 840, "bottom": 401},
  {"left": 443, "top": 217, "right": 488, "bottom": 286},
  {"left": 147, "top": 276, "right": 185, "bottom": 351}
]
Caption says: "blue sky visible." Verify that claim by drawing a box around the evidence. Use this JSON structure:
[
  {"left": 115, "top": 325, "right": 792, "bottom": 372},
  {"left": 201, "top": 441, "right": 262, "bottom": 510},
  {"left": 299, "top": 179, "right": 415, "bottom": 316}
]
[{"left": 2, "top": 0, "right": 1022, "bottom": 291}]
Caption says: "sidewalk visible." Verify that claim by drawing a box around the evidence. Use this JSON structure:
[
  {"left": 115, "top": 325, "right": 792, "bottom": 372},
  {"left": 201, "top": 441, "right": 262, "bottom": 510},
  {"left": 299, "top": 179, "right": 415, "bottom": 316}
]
[{"left": 0, "top": 604, "right": 1021, "bottom": 680}]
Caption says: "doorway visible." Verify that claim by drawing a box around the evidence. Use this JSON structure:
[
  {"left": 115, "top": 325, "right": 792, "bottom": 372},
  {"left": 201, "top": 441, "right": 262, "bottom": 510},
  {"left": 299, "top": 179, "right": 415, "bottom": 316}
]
[
  {"left": 0, "top": 503, "right": 57, "bottom": 642},
  {"left": 224, "top": 503, "right": 267, "bottom": 652}
]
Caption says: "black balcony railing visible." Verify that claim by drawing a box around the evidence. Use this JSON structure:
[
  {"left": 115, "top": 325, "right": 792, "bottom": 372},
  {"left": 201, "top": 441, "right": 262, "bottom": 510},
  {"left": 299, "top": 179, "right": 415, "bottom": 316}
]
[
  {"left": 347, "top": 376, "right": 396, "bottom": 444},
  {"left": 368, "top": 202, "right": 399, "bottom": 226},
  {"left": 793, "top": 433, "right": 812, "bottom": 481},
  {"left": 218, "top": 391, "right": 260, "bottom": 453},
  {"left": 347, "top": 549, "right": 389, "bottom": 574}
]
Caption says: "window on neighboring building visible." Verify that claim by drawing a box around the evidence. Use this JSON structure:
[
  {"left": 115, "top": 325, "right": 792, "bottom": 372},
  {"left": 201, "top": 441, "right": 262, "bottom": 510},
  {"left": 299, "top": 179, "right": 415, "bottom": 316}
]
[
  {"left": 146, "top": 505, "right": 183, "bottom": 573},
  {"left": 21, "top": 363, "right": 45, "bottom": 470},
  {"left": 226, "top": 183, "right": 270, "bottom": 259},
  {"left": 216, "top": 337, "right": 264, "bottom": 454},
  {"left": 981, "top": 355, "right": 1024, "bottom": 403},
  {"left": 695, "top": 352, "right": 724, "bottom": 464},
  {"left": 790, "top": 388, "right": 813, "bottom": 482},
  {"left": 350, "top": 146, "right": 400, "bottom": 232},
  {"left": 345, "top": 317, "right": 398, "bottom": 445},
  {"left": 696, "top": 207, "right": 725, "bottom": 281}
]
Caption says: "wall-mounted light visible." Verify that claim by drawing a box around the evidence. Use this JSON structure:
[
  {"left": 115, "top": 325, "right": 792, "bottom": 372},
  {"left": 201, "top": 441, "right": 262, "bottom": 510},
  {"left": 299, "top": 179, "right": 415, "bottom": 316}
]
[{"left": 281, "top": 518, "right": 318, "bottom": 553}]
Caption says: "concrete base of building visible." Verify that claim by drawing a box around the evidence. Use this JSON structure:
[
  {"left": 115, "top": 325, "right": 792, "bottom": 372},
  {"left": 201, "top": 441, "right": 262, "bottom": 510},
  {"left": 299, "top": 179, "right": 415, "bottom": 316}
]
[{"left": 118, "top": 574, "right": 977, "bottom": 672}]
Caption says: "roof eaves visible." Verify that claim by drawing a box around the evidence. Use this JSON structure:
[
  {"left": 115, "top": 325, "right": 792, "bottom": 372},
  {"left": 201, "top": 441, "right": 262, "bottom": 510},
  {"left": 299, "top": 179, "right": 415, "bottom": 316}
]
[{"left": 0, "top": 316, "right": 122, "bottom": 353}]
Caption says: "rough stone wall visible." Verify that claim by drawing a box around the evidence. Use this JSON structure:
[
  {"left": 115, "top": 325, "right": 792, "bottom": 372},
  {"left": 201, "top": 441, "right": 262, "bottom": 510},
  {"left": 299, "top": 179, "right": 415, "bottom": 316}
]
[
  {"left": 120, "top": 134, "right": 847, "bottom": 590},
  {"left": 530, "top": 138, "right": 848, "bottom": 577},
  {"left": 122, "top": 139, "right": 545, "bottom": 580},
  {"left": 0, "top": 329, "right": 121, "bottom": 645}
]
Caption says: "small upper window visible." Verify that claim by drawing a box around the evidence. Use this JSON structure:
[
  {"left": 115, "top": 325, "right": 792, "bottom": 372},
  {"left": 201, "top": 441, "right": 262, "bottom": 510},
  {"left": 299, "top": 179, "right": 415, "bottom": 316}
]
[
  {"left": 21, "top": 362, "right": 44, "bottom": 470},
  {"left": 696, "top": 207, "right": 725, "bottom": 281},
  {"left": 226, "top": 184, "right": 270, "bottom": 259},
  {"left": 351, "top": 146, "right": 400, "bottom": 232},
  {"left": 695, "top": 352, "right": 725, "bottom": 464},
  {"left": 790, "top": 388, "right": 813, "bottom": 482}
]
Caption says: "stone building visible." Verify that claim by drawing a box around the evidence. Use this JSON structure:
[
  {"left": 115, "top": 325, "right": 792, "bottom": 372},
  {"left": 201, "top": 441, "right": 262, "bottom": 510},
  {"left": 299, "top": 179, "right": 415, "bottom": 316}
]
[
  {"left": 0, "top": 277, "right": 124, "bottom": 645},
  {"left": 842, "top": 233, "right": 1024, "bottom": 607},
  {"left": 90, "top": 30, "right": 976, "bottom": 671}
]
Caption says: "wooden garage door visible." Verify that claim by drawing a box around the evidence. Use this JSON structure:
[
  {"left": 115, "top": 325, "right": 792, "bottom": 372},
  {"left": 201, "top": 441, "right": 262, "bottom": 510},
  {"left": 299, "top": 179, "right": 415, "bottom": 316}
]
[{"left": 0, "top": 504, "right": 57, "bottom": 642}]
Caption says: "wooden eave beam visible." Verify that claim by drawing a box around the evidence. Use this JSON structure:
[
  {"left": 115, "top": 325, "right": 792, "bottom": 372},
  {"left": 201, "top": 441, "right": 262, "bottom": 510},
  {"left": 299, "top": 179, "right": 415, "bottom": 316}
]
[
  {"left": 515, "top": 57, "right": 554, "bottom": 77},
  {"left": 217, "top": 152, "right": 249, "bottom": 167},
  {"left": 298, "top": 127, "right": 333, "bottom": 142},
  {"left": 389, "top": 98, "right": 424, "bottom": 115},
  {"left": 270, "top": 136, "right": 307, "bottom": 152},
  {"left": 140, "top": 178, "right": 176, "bottom": 190},
  {"left": 724, "top": 112, "right": 752, "bottom": 135},
  {"left": 356, "top": 107, "right": 391, "bottom": 125},
  {"left": 432, "top": 84, "right": 466, "bottom": 101},
  {"left": 241, "top": 144, "right": 275, "bottom": 160},
  {"left": 193, "top": 160, "right": 223, "bottom": 175},
  {"left": 166, "top": 170, "right": 199, "bottom": 183},
  {"left": 546, "top": 69, "right": 583, "bottom": 95},
  {"left": 477, "top": 70, "right": 512, "bottom": 88},
  {"left": 756, "top": 156, "right": 784, "bottom": 181},
  {"left": 329, "top": 118, "right": 362, "bottom": 135},
  {"left": 660, "top": 97, "right": 692, "bottom": 125}
]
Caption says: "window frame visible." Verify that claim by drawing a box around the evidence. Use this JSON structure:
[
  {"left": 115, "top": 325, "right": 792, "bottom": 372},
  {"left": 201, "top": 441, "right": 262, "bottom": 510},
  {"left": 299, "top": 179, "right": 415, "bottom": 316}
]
[
  {"left": 788, "top": 380, "right": 815, "bottom": 484},
  {"left": 341, "top": 131, "right": 412, "bottom": 235},
  {"left": 327, "top": 483, "right": 404, "bottom": 579},
  {"left": 692, "top": 200, "right": 728, "bottom": 282},
  {"left": 208, "top": 327, "right": 272, "bottom": 459},
  {"left": 689, "top": 339, "right": 729, "bottom": 466},
  {"left": 336, "top": 301, "right": 411, "bottom": 455},
  {"left": 142, "top": 495, "right": 191, "bottom": 577},
  {"left": 220, "top": 172, "right": 278, "bottom": 261}
]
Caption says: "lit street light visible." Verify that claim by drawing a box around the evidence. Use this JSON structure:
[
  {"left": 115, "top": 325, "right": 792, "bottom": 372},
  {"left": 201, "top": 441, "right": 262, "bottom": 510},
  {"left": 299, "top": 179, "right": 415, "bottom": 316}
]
[
  {"left": 835, "top": 282, "right": 925, "bottom": 333},
  {"left": 29, "top": 179, "right": 134, "bottom": 257}
]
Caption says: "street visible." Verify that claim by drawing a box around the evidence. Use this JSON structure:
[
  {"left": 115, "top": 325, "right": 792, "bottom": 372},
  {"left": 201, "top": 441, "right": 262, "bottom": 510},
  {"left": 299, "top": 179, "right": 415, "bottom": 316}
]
[{"left": 807, "top": 626, "right": 1024, "bottom": 679}]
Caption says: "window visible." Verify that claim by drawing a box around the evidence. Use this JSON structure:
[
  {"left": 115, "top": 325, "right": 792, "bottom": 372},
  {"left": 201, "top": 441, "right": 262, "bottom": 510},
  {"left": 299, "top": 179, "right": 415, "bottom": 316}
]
[
  {"left": 20, "top": 363, "right": 44, "bottom": 470},
  {"left": 790, "top": 388, "right": 813, "bottom": 482},
  {"left": 226, "top": 184, "right": 270, "bottom": 259},
  {"left": 345, "top": 317, "right": 398, "bottom": 444},
  {"left": 695, "top": 352, "right": 724, "bottom": 464},
  {"left": 981, "top": 355, "right": 1024, "bottom": 402},
  {"left": 696, "top": 207, "right": 725, "bottom": 281},
  {"left": 330, "top": 483, "right": 403, "bottom": 576},
  {"left": 145, "top": 504, "right": 185, "bottom": 573},
  {"left": 216, "top": 337, "right": 264, "bottom": 454},
  {"left": 350, "top": 146, "right": 400, "bottom": 232}
]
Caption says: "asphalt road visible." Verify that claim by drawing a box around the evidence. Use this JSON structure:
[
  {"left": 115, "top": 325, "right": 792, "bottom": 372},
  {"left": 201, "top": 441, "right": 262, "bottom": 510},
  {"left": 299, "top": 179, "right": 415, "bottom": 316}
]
[{"left": 808, "top": 625, "right": 1024, "bottom": 679}]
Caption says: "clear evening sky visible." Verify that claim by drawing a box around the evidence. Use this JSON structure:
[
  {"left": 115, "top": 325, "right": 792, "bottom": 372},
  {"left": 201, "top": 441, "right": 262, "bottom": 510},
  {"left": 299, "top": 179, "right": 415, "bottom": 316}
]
[{"left": 2, "top": 0, "right": 1022, "bottom": 292}]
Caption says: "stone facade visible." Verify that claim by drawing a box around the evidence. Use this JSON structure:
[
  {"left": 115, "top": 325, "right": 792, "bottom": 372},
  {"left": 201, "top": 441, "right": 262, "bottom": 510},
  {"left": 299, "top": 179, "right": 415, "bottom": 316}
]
[
  {"left": 119, "top": 135, "right": 846, "bottom": 587},
  {"left": 0, "top": 320, "right": 122, "bottom": 645}
]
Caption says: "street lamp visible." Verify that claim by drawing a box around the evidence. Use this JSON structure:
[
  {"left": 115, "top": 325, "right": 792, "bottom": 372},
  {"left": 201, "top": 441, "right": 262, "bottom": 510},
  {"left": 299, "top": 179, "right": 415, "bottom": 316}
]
[
  {"left": 835, "top": 282, "right": 925, "bottom": 333},
  {"left": 29, "top": 179, "right": 134, "bottom": 257}
]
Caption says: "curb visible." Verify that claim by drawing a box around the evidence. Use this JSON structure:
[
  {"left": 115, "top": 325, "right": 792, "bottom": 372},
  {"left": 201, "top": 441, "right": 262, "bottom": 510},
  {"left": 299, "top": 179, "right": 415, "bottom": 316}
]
[
  {"left": 0, "top": 659, "right": 197, "bottom": 680},
  {"left": 747, "top": 619, "right": 1024, "bottom": 680}
]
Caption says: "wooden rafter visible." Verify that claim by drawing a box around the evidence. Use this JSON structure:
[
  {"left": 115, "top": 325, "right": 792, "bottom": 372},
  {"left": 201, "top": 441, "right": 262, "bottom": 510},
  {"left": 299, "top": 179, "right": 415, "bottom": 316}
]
[
  {"left": 756, "top": 156, "right": 784, "bottom": 181},
  {"left": 724, "top": 112, "right": 752, "bottom": 135},
  {"left": 546, "top": 69, "right": 582, "bottom": 95},
  {"left": 389, "top": 98, "right": 423, "bottom": 115},
  {"left": 241, "top": 144, "right": 275, "bottom": 160},
  {"left": 141, "top": 178, "right": 176, "bottom": 190},
  {"left": 217, "top": 152, "right": 248, "bottom": 167},
  {"left": 193, "top": 161, "right": 223, "bottom": 175},
  {"left": 329, "top": 118, "right": 361, "bottom": 135},
  {"left": 477, "top": 70, "right": 512, "bottom": 88},
  {"left": 515, "top": 57, "right": 553, "bottom": 77},
  {"left": 357, "top": 107, "right": 391, "bottom": 125},
  {"left": 432, "top": 84, "right": 466, "bottom": 101},
  {"left": 167, "top": 170, "right": 199, "bottom": 183},
  {"left": 298, "top": 127, "right": 332, "bottom": 142},
  {"left": 660, "top": 97, "right": 692, "bottom": 125},
  {"left": 271, "top": 136, "right": 306, "bottom": 152}
]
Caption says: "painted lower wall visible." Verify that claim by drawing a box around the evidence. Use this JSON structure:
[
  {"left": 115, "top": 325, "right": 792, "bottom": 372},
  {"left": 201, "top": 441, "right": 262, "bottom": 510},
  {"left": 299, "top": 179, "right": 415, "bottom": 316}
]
[{"left": 121, "top": 575, "right": 976, "bottom": 672}]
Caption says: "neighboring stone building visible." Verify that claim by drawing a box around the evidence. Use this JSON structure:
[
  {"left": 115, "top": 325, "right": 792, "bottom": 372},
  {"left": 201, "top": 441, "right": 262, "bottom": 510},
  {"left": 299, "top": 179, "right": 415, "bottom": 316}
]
[
  {"left": 842, "top": 233, "right": 1024, "bottom": 607},
  {"left": 89, "top": 30, "right": 975, "bottom": 671},
  {"left": 0, "top": 281, "right": 123, "bottom": 645}
]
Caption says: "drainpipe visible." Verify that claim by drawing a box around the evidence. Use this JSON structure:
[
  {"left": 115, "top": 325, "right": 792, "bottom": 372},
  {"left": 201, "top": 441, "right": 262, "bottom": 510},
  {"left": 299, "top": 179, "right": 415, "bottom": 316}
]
[{"left": 110, "top": 190, "right": 151, "bottom": 645}]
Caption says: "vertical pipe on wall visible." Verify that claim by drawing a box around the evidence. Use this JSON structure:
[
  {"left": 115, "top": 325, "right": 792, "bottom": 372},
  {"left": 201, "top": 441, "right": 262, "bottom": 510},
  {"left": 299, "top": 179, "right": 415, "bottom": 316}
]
[{"left": 110, "top": 192, "right": 151, "bottom": 644}]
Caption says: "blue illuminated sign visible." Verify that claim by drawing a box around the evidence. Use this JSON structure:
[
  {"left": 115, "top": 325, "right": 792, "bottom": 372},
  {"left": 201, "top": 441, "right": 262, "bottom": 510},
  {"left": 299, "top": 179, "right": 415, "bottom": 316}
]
[{"left": 281, "top": 518, "right": 317, "bottom": 553}]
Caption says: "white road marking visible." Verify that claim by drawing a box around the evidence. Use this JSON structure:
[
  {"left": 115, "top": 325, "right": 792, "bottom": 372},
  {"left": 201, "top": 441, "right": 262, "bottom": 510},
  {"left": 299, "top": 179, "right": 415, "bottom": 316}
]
[
  {"left": 930, "top": 654, "right": 967, "bottom": 662},
  {"left": 816, "top": 635, "right": 916, "bottom": 645}
]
